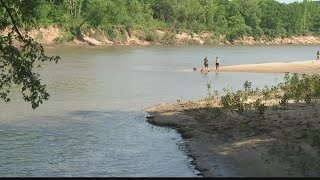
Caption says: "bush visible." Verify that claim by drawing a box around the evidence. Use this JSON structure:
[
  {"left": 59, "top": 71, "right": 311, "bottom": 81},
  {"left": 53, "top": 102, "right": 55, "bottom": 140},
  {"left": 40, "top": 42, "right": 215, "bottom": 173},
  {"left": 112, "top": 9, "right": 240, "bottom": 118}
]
[
  {"left": 217, "top": 67, "right": 320, "bottom": 116},
  {"left": 254, "top": 98, "right": 267, "bottom": 115},
  {"left": 142, "top": 29, "right": 159, "bottom": 42},
  {"left": 252, "top": 27, "right": 264, "bottom": 40},
  {"left": 220, "top": 88, "right": 248, "bottom": 114},
  {"left": 53, "top": 31, "right": 74, "bottom": 44},
  {"left": 203, "top": 36, "right": 217, "bottom": 45},
  {"left": 104, "top": 26, "right": 117, "bottom": 41},
  {"left": 160, "top": 32, "right": 176, "bottom": 45}
]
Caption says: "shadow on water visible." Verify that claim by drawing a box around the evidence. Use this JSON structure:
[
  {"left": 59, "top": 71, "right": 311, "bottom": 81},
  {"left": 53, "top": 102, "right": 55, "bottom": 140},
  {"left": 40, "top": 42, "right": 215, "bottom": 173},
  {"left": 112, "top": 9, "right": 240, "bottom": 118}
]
[{"left": 0, "top": 110, "right": 201, "bottom": 177}]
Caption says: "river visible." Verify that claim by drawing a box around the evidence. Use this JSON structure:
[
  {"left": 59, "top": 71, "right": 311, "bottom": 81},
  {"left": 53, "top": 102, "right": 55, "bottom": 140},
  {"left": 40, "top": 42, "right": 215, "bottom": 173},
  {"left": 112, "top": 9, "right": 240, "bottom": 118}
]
[{"left": 0, "top": 45, "right": 318, "bottom": 176}]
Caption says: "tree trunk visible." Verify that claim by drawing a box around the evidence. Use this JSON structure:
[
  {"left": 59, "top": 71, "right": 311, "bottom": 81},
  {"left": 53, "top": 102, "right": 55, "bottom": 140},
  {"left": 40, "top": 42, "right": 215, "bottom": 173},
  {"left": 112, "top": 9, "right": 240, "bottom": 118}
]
[
  {"left": 78, "top": 0, "right": 82, "bottom": 17},
  {"left": 74, "top": 0, "right": 76, "bottom": 17}
]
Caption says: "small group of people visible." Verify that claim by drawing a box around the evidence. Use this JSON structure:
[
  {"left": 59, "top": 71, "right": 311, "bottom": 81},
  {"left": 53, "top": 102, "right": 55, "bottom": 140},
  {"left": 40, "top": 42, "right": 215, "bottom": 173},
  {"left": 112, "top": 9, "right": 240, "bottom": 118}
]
[
  {"left": 203, "top": 56, "right": 220, "bottom": 72},
  {"left": 317, "top": 51, "right": 320, "bottom": 61}
]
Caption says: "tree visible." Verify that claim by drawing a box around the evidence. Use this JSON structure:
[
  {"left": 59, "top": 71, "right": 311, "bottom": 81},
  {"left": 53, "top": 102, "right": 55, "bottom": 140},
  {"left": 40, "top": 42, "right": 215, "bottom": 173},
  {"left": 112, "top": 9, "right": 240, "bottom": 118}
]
[
  {"left": 0, "top": 0, "right": 60, "bottom": 109},
  {"left": 213, "top": 4, "right": 228, "bottom": 35},
  {"left": 260, "top": 0, "right": 286, "bottom": 37},
  {"left": 309, "top": 1, "right": 320, "bottom": 34},
  {"left": 152, "top": 0, "right": 177, "bottom": 24},
  {"left": 236, "top": 0, "right": 263, "bottom": 37},
  {"left": 226, "top": 14, "right": 249, "bottom": 41}
]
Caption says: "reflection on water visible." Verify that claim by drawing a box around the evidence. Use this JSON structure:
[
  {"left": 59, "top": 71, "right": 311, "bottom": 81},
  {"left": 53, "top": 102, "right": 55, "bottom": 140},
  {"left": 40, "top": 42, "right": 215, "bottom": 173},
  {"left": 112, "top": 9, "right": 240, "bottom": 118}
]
[{"left": 0, "top": 45, "right": 317, "bottom": 176}]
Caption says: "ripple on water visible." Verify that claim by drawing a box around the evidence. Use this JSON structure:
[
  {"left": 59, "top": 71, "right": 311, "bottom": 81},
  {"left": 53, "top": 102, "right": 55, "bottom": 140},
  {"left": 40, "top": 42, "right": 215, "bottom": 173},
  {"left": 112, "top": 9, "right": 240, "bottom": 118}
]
[{"left": 0, "top": 111, "right": 200, "bottom": 177}]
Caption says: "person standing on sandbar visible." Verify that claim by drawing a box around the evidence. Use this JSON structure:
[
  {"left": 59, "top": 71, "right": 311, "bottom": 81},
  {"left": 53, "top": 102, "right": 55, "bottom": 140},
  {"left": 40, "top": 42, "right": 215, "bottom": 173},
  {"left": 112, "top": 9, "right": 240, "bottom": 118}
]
[
  {"left": 317, "top": 51, "right": 320, "bottom": 61},
  {"left": 215, "top": 57, "right": 220, "bottom": 71},
  {"left": 204, "top": 56, "right": 209, "bottom": 71}
]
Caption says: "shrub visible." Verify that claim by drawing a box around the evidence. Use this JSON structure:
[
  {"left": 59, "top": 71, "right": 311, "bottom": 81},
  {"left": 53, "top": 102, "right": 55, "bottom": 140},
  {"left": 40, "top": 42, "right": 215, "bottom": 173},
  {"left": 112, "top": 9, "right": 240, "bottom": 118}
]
[
  {"left": 144, "top": 30, "right": 159, "bottom": 42},
  {"left": 104, "top": 26, "right": 117, "bottom": 41},
  {"left": 206, "top": 82, "right": 212, "bottom": 99},
  {"left": 220, "top": 89, "right": 248, "bottom": 114},
  {"left": 218, "top": 73, "right": 320, "bottom": 115},
  {"left": 254, "top": 98, "right": 267, "bottom": 115},
  {"left": 243, "top": 81, "right": 252, "bottom": 92},
  {"left": 160, "top": 32, "right": 176, "bottom": 45},
  {"left": 54, "top": 31, "right": 74, "bottom": 44},
  {"left": 279, "top": 93, "right": 289, "bottom": 107}
]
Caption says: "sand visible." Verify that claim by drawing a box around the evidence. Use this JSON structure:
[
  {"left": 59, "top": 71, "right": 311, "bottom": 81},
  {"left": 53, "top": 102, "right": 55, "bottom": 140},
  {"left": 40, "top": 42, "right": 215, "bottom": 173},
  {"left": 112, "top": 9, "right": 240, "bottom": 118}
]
[
  {"left": 144, "top": 60, "right": 320, "bottom": 177},
  {"left": 195, "top": 60, "right": 320, "bottom": 74},
  {"left": 145, "top": 99, "right": 320, "bottom": 177}
]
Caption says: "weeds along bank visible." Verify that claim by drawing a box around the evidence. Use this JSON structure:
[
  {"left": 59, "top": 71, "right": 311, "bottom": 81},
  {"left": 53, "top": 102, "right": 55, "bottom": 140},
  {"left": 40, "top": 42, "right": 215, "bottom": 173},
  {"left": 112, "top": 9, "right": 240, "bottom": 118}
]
[
  {"left": 208, "top": 73, "right": 320, "bottom": 175},
  {"left": 209, "top": 72, "right": 320, "bottom": 149},
  {"left": 27, "top": 26, "right": 320, "bottom": 46},
  {"left": 146, "top": 73, "right": 320, "bottom": 176},
  {"left": 215, "top": 73, "right": 320, "bottom": 113}
]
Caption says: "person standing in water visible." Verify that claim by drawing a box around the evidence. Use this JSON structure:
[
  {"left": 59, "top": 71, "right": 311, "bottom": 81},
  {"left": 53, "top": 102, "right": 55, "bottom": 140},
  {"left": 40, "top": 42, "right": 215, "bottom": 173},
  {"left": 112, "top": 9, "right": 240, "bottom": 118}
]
[
  {"left": 215, "top": 57, "right": 220, "bottom": 71},
  {"left": 317, "top": 51, "right": 320, "bottom": 61},
  {"left": 204, "top": 56, "right": 209, "bottom": 71}
]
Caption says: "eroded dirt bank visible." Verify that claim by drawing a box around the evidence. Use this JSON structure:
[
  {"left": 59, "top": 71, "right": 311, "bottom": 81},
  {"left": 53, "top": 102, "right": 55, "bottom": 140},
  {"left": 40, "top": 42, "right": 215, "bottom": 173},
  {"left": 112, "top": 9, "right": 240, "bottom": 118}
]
[{"left": 24, "top": 26, "right": 320, "bottom": 46}]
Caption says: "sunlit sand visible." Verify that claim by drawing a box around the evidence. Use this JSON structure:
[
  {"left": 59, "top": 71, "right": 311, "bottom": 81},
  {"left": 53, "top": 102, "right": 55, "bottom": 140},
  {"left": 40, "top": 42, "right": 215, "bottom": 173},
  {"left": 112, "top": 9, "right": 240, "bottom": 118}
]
[{"left": 195, "top": 60, "right": 320, "bottom": 74}]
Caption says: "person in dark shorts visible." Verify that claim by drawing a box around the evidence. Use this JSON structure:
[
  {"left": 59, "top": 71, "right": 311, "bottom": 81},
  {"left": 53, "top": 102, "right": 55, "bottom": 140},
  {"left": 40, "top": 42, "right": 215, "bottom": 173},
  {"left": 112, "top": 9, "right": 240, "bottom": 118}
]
[
  {"left": 215, "top": 57, "right": 220, "bottom": 71},
  {"left": 317, "top": 51, "right": 320, "bottom": 61},
  {"left": 204, "top": 56, "right": 208, "bottom": 71}
]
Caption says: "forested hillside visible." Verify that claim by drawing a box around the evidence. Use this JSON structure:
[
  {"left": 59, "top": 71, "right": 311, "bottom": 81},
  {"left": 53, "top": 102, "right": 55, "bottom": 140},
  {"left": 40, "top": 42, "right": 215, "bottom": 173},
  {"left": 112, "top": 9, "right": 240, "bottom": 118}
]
[{"left": 2, "top": 0, "right": 320, "bottom": 44}]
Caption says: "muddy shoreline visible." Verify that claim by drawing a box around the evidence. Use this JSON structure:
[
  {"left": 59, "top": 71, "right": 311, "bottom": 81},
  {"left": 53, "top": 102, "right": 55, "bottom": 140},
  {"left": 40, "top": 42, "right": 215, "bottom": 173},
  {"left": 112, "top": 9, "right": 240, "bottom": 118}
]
[{"left": 145, "top": 99, "right": 320, "bottom": 177}]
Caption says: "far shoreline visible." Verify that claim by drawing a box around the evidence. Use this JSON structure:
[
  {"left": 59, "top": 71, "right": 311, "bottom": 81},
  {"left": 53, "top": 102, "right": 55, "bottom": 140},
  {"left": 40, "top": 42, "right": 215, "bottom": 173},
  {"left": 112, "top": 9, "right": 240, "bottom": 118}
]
[
  {"left": 42, "top": 42, "right": 320, "bottom": 49},
  {"left": 25, "top": 26, "right": 320, "bottom": 48}
]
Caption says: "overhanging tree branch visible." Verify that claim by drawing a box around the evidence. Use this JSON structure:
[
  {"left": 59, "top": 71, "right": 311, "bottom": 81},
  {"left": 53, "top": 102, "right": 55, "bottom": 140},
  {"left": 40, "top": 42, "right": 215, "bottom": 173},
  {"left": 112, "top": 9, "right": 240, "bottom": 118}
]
[
  {"left": 0, "top": 0, "right": 26, "bottom": 42},
  {"left": 0, "top": 0, "right": 60, "bottom": 109}
]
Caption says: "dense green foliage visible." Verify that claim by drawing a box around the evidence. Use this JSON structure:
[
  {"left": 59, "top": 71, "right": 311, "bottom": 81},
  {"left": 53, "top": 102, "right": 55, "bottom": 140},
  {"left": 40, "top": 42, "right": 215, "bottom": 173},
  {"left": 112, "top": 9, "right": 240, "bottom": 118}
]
[
  {"left": 0, "top": 0, "right": 60, "bottom": 109},
  {"left": 9, "top": 0, "right": 320, "bottom": 40}
]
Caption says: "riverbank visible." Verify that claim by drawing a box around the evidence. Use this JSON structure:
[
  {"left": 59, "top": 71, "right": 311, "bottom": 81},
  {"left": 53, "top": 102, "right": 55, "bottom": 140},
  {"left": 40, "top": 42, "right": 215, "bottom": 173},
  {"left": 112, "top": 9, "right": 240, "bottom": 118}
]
[
  {"left": 24, "top": 26, "right": 320, "bottom": 47},
  {"left": 145, "top": 98, "right": 320, "bottom": 177},
  {"left": 195, "top": 60, "right": 320, "bottom": 74}
]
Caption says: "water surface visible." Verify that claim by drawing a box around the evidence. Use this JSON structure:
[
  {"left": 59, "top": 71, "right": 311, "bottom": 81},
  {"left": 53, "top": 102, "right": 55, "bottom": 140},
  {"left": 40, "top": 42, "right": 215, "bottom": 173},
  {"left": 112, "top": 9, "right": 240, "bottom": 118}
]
[{"left": 0, "top": 45, "right": 317, "bottom": 176}]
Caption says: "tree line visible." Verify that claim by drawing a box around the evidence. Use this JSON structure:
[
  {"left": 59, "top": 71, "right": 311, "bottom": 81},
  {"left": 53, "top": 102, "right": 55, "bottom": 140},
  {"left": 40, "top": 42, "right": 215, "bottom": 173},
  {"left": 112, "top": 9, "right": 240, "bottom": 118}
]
[{"left": 5, "top": 0, "right": 319, "bottom": 41}]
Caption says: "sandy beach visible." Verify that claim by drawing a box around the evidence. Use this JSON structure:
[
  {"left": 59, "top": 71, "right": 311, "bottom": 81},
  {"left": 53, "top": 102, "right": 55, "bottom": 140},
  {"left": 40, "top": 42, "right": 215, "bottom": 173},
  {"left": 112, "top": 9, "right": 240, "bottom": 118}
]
[
  {"left": 195, "top": 60, "right": 320, "bottom": 74},
  {"left": 146, "top": 61, "right": 320, "bottom": 177}
]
